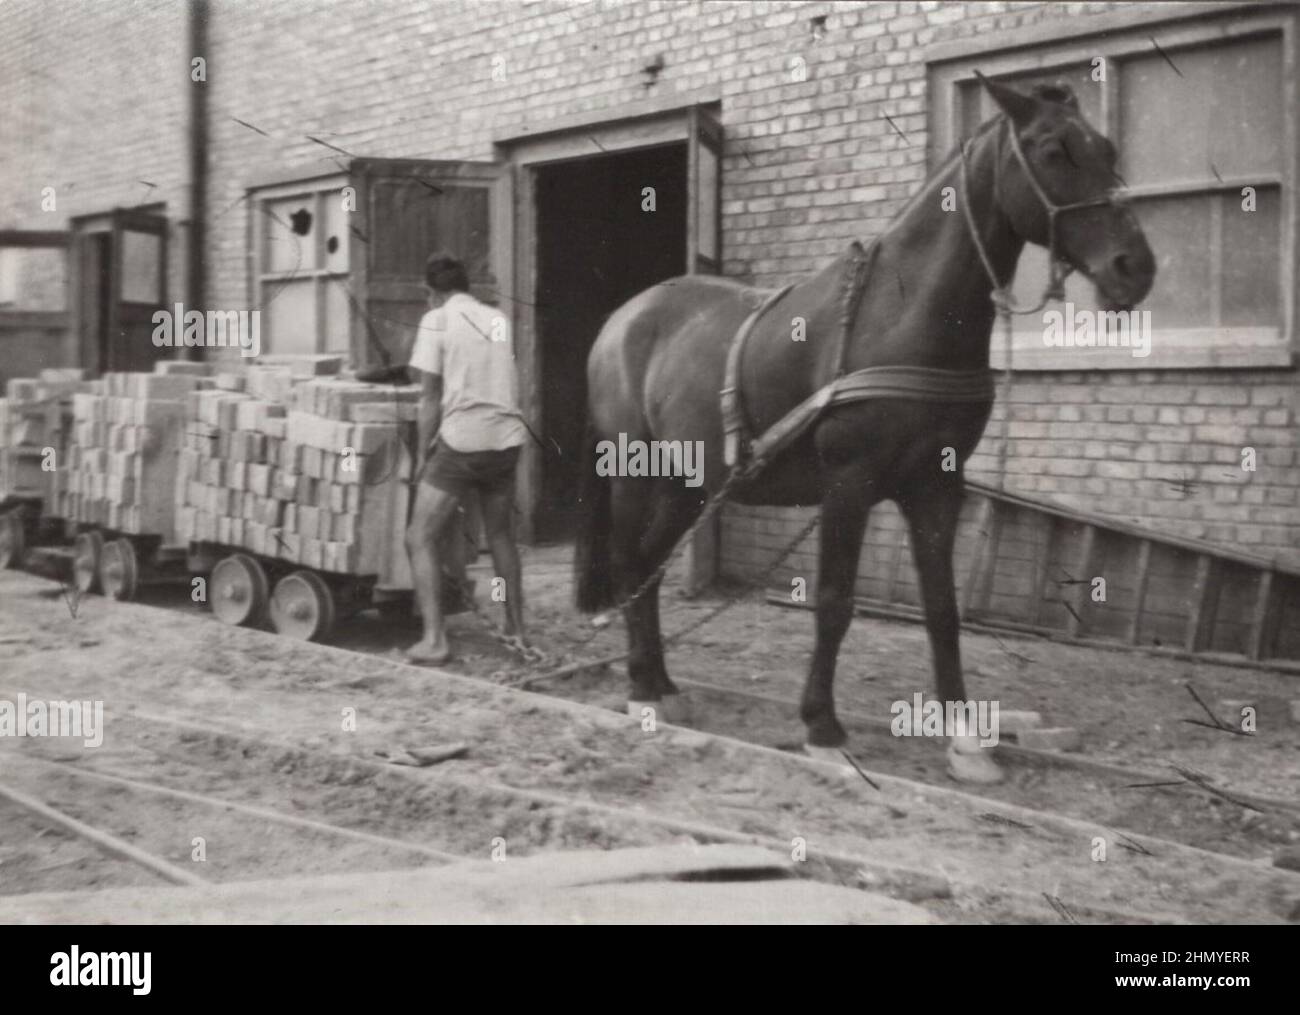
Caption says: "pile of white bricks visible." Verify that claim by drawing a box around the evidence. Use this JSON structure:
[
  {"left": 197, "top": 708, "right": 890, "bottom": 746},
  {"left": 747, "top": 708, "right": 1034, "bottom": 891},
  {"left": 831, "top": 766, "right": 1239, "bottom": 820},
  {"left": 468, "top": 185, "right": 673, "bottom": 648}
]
[
  {"left": 62, "top": 366, "right": 208, "bottom": 539},
  {"left": 0, "top": 370, "right": 86, "bottom": 501},
  {"left": 175, "top": 359, "right": 420, "bottom": 576}
]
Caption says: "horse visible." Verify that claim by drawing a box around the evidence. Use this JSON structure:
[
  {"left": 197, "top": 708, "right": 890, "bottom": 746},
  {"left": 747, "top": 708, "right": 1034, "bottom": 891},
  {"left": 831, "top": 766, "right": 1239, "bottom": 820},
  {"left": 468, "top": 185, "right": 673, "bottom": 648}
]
[{"left": 574, "top": 75, "right": 1155, "bottom": 783}]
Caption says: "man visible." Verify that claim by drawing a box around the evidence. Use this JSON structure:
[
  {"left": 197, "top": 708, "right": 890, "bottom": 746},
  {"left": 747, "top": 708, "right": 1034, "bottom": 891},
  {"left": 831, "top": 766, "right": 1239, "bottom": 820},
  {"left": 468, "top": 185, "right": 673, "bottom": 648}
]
[{"left": 404, "top": 252, "right": 527, "bottom": 664}]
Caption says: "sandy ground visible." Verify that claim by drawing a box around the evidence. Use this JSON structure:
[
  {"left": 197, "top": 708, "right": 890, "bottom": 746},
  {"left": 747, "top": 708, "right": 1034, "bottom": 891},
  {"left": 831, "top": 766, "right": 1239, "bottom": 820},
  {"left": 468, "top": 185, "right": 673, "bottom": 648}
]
[
  {"left": 430, "top": 546, "right": 1300, "bottom": 861},
  {"left": 0, "top": 558, "right": 1294, "bottom": 920}
]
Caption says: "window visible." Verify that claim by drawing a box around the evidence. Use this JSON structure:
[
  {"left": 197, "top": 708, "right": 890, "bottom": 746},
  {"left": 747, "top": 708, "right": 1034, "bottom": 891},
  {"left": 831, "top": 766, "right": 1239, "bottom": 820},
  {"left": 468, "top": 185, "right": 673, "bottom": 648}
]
[
  {"left": 249, "top": 174, "right": 352, "bottom": 356},
  {"left": 928, "top": 7, "right": 1296, "bottom": 369}
]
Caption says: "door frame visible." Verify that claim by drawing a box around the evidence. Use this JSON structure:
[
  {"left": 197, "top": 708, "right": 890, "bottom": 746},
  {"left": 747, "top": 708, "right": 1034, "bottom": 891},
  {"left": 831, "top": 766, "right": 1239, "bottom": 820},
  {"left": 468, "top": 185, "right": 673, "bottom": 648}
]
[
  {"left": 69, "top": 206, "right": 168, "bottom": 376},
  {"left": 495, "top": 101, "right": 722, "bottom": 545}
]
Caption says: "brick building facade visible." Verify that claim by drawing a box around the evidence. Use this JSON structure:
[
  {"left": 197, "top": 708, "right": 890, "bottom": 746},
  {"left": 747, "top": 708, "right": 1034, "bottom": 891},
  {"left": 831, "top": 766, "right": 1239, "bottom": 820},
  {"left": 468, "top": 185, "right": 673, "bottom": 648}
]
[{"left": 2, "top": 0, "right": 1296, "bottom": 573}]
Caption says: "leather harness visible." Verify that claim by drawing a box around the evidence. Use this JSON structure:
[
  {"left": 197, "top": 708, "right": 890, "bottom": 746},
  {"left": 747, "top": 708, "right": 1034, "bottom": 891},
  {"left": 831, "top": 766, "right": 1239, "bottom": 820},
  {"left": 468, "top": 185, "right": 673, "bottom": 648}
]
[{"left": 720, "top": 241, "right": 995, "bottom": 478}]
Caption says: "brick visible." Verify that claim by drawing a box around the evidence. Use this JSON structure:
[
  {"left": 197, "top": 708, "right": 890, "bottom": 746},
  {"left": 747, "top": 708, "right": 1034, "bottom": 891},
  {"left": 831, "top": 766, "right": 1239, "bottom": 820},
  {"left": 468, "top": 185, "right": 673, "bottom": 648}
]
[{"left": 131, "top": 373, "right": 202, "bottom": 400}]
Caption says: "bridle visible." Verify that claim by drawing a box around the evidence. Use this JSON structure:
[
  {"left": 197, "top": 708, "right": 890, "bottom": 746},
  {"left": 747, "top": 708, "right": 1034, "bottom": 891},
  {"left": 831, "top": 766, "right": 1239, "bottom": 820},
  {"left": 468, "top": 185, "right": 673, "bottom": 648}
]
[
  {"left": 959, "top": 110, "right": 1130, "bottom": 496},
  {"left": 960, "top": 114, "right": 1129, "bottom": 316}
]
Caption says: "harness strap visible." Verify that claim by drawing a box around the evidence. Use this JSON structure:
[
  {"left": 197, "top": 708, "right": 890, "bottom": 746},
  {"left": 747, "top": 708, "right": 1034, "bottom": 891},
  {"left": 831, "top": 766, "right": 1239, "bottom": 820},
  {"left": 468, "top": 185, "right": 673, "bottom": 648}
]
[
  {"left": 745, "top": 366, "right": 994, "bottom": 476},
  {"left": 721, "top": 283, "right": 793, "bottom": 468}
]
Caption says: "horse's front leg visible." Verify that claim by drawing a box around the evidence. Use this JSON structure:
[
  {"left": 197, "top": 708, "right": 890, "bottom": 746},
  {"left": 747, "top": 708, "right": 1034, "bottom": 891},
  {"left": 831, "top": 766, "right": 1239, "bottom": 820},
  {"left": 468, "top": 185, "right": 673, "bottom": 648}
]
[
  {"left": 800, "top": 474, "right": 870, "bottom": 750},
  {"left": 900, "top": 480, "right": 1004, "bottom": 784}
]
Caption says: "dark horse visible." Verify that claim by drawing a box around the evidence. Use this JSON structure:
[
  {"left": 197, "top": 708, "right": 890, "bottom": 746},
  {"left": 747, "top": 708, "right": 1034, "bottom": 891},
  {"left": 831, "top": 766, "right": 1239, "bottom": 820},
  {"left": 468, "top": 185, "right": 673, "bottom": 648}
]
[{"left": 575, "top": 76, "right": 1154, "bottom": 782}]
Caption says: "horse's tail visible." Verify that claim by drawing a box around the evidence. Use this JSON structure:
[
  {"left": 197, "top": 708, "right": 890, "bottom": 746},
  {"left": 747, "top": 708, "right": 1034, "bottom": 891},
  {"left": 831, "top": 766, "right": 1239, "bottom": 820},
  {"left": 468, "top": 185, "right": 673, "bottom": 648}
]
[{"left": 574, "top": 422, "right": 614, "bottom": 613}]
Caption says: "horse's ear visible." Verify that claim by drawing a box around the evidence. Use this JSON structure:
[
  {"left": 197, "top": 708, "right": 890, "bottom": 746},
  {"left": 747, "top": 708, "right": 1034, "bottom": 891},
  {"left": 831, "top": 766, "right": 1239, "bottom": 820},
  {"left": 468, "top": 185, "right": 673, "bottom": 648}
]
[{"left": 973, "top": 70, "right": 1038, "bottom": 128}]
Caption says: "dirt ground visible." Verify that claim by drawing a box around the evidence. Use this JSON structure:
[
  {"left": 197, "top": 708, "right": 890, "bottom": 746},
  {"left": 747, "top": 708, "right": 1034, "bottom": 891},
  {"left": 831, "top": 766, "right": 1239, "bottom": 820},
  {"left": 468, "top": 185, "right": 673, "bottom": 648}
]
[
  {"left": 2, "top": 553, "right": 1299, "bottom": 923},
  {"left": 418, "top": 546, "right": 1300, "bottom": 861}
]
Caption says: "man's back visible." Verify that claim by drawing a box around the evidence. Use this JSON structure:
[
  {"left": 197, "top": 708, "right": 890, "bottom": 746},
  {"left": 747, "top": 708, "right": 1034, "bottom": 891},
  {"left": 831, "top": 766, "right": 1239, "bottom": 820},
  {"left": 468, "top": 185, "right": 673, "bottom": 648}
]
[{"left": 409, "top": 292, "right": 525, "bottom": 452}]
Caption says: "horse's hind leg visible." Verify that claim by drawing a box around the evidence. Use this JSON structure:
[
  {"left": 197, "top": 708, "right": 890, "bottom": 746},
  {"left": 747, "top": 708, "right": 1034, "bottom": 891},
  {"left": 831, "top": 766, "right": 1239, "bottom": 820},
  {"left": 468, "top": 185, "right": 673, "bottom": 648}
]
[
  {"left": 800, "top": 472, "right": 870, "bottom": 749},
  {"left": 610, "top": 479, "right": 703, "bottom": 712},
  {"left": 899, "top": 481, "right": 1003, "bottom": 784}
]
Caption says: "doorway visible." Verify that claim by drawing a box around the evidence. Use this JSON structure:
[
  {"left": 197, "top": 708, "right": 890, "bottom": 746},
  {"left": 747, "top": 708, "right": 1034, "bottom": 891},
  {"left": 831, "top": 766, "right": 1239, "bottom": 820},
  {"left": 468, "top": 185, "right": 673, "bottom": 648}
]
[
  {"left": 71, "top": 209, "right": 168, "bottom": 377},
  {"left": 532, "top": 142, "right": 687, "bottom": 540}
]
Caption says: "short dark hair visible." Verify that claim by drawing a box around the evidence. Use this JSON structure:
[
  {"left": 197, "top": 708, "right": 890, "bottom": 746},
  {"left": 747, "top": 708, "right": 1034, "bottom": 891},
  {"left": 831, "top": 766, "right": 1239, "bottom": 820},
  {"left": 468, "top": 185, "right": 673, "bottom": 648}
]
[{"left": 425, "top": 252, "right": 469, "bottom": 293}]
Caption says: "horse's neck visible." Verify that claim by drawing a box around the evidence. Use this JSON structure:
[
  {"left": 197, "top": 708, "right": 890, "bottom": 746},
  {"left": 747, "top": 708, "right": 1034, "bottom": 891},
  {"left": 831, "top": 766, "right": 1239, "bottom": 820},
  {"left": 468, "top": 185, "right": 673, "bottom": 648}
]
[{"left": 841, "top": 128, "right": 1026, "bottom": 373}]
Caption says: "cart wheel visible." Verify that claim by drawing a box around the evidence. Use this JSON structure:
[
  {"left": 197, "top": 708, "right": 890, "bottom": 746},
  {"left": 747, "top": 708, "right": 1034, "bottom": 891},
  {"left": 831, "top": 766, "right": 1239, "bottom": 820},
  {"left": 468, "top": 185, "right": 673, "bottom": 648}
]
[
  {"left": 73, "top": 531, "right": 104, "bottom": 593},
  {"left": 0, "top": 512, "right": 24, "bottom": 569},
  {"left": 210, "top": 553, "right": 269, "bottom": 627},
  {"left": 269, "top": 570, "right": 335, "bottom": 642},
  {"left": 99, "top": 538, "right": 140, "bottom": 601}
]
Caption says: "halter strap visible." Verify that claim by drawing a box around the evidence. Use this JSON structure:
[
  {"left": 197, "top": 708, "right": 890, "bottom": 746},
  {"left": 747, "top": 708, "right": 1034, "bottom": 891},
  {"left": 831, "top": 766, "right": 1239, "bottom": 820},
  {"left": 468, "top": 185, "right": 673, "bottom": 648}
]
[{"left": 960, "top": 116, "right": 1124, "bottom": 316}]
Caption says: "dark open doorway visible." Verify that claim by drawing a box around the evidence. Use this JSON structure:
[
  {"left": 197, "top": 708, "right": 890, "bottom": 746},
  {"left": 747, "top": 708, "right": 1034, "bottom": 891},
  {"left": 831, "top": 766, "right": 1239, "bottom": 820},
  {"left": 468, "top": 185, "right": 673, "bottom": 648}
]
[{"left": 533, "top": 142, "right": 687, "bottom": 541}]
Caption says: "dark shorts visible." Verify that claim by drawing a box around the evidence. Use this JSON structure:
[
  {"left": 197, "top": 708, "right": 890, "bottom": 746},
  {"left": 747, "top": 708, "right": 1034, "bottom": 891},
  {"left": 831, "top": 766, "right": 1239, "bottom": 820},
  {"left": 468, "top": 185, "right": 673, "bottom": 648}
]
[{"left": 421, "top": 439, "right": 520, "bottom": 498}]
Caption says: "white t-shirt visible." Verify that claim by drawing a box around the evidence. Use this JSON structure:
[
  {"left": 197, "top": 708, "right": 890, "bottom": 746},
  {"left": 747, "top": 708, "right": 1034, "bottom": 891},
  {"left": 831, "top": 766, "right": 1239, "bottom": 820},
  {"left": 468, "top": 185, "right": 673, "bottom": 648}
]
[{"left": 408, "top": 292, "right": 526, "bottom": 452}]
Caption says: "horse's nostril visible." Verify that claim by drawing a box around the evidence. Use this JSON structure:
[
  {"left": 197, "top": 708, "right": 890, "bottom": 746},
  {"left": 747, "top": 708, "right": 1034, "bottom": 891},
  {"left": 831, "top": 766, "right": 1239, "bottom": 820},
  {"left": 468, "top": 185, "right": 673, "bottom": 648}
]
[{"left": 1112, "top": 253, "right": 1132, "bottom": 278}]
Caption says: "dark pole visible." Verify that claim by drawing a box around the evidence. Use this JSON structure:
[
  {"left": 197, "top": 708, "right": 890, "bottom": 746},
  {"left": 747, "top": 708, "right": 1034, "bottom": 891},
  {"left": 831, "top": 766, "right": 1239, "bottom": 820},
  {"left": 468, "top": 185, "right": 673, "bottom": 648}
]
[{"left": 185, "top": 0, "right": 209, "bottom": 361}]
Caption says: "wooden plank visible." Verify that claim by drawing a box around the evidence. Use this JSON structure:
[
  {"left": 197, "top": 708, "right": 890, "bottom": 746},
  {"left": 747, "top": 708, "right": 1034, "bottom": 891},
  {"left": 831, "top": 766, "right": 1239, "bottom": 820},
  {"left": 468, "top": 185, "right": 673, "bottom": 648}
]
[
  {"left": 960, "top": 495, "right": 995, "bottom": 620},
  {"left": 1185, "top": 555, "right": 1217, "bottom": 653},
  {"left": 1127, "top": 539, "right": 1152, "bottom": 645},
  {"left": 1029, "top": 512, "right": 1055, "bottom": 627},
  {"left": 1066, "top": 524, "right": 1096, "bottom": 638},
  {"left": 1247, "top": 569, "right": 1275, "bottom": 660}
]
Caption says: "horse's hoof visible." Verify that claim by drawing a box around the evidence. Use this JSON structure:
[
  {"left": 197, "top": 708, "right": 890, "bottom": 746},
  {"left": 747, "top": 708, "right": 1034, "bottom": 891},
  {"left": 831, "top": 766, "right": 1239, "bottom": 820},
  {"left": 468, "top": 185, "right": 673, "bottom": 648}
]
[
  {"left": 627, "top": 700, "right": 661, "bottom": 722},
  {"left": 946, "top": 737, "right": 1004, "bottom": 784},
  {"left": 658, "top": 693, "right": 691, "bottom": 724},
  {"left": 802, "top": 744, "right": 855, "bottom": 775}
]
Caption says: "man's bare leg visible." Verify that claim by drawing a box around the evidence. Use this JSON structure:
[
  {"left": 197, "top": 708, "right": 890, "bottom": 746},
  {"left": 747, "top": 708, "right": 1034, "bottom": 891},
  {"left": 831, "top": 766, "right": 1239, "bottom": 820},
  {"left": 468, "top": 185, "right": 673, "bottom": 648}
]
[
  {"left": 404, "top": 482, "right": 462, "bottom": 663},
  {"left": 481, "top": 487, "right": 525, "bottom": 640}
]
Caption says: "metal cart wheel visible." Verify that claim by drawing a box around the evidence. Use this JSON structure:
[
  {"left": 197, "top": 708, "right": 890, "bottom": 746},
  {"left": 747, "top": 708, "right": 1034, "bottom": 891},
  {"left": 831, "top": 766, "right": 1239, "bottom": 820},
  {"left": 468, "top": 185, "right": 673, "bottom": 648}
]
[
  {"left": 73, "top": 530, "right": 104, "bottom": 593},
  {"left": 0, "top": 511, "right": 24, "bottom": 569},
  {"left": 269, "top": 570, "right": 336, "bottom": 642},
  {"left": 99, "top": 537, "right": 140, "bottom": 601},
  {"left": 210, "top": 553, "right": 270, "bottom": 627}
]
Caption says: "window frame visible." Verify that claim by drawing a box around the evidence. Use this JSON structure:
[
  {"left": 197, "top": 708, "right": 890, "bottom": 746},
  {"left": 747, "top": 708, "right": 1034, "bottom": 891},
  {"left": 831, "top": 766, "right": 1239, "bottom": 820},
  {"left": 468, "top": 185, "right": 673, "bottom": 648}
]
[
  {"left": 246, "top": 171, "right": 351, "bottom": 356},
  {"left": 927, "top": 3, "right": 1297, "bottom": 371}
]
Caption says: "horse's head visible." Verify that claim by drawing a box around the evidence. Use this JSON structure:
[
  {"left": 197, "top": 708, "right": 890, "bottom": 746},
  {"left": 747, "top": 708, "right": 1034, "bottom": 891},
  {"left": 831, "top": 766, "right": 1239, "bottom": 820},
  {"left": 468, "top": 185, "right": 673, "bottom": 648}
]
[{"left": 977, "top": 73, "right": 1155, "bottom": 311}]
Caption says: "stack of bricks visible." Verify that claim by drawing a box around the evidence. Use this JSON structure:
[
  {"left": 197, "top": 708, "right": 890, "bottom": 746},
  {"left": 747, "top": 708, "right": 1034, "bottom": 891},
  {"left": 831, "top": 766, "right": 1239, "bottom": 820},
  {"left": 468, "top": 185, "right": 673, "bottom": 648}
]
[
  {"left": 0, "top": 369, "right": 87, "bottom": 502},
  {"left": 175, "top": 360, "right": 420, "bottom": 577},
  {"left": 61, "top": 364, "right": 210, "bottom": 540}
]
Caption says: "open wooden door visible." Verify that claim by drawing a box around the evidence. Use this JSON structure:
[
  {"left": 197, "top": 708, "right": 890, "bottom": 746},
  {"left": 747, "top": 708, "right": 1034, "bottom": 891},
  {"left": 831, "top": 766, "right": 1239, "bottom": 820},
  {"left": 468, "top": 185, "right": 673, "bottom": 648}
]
[
  {"left": 70, "top": 209, "right": 168, "bottom": 377},
  {"left": 684, "top": 106, "right": 724, "bottom": 593},
  {"left": 352, "top": 158, "right": 513, "bottom": 372}
]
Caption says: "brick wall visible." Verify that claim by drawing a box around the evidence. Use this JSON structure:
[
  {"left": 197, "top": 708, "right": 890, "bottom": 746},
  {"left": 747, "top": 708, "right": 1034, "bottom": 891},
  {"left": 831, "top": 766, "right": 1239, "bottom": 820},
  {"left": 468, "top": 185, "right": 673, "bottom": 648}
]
[{"left": 2, "top": 0, "right": 1296, "bottom": 565}]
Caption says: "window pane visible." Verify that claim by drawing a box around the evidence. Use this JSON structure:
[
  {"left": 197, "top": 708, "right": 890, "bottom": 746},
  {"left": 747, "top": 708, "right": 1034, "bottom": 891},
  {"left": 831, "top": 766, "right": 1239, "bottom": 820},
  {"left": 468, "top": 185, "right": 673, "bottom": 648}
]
[
  {"left": 0, "top": 246, "right": 67, "bottom": 311},
  {"left": 1119, "top": 34, "right": 1282, "bottom": 186},
  {"left": 264, "top": 197, "right": 318, "bottom": 274},
  {"left": 263, "top": 279, "right": 317, "bottom": 354},
  {"left": 1132, "top": 193, "right": 1214, "bottom": 329},
  {"left": 121, "top": 230, "right": 162, "bottom": 304},
  {"left": 1221, "top": 184, "right": 1280, "bottom": 328},
  {"left": 321, "top": 189, "right": 350, "bottom": 274},
  {"left": 323, "top": 277, "right": 351, "bottom": 354}
]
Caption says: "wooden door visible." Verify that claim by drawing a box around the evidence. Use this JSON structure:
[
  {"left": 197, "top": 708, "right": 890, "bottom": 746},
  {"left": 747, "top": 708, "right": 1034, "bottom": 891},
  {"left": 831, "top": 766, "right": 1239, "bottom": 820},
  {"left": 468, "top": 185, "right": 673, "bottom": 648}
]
[
  {"left": 684, "top": 106, "right": 724, "bottom": 592},
  {"left": 107, "top": 210, "right": 168, "bottom": 374},
  {"left": 70, "top": 211, "right": 168, "bottom": 377},
  {"left": 352, "top": 158, "right": 513, "bottom": 372}
]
